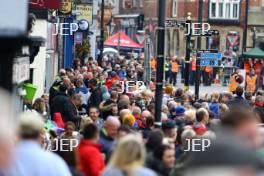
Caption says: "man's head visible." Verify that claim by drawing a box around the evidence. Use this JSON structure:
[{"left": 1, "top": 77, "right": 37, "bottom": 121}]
[
  {"left": 88, "top": 78, "right": 98, "bottom": 89},
  {"left": 63, "top": 77, "right": 71, "bottom": 88},
  {"left": 236, "top": 86, "right": 244, "bottom": 97},
  {"left": 196, "top": 108, "right": 209, "bottom": 124},
  {"left": 222, "top": 109, "right": 259, "bottom": 149},
  {"left": 18, "top": 111, "right": 44, "bottom": 141},
  {"left": 71, "top": 94, "right": 83, "bottom": 107},
  {"left": 82, "top": 123, "right": 99, "bottom": 142},
  {"left": 89, "top": 106, "right": 100, "bottom": 122},
  {"left": 162, "top": 120, "right": 177, "bottom": 142},
  {"left": 104, "top": 116, "right": 121, "bottom": 139}
]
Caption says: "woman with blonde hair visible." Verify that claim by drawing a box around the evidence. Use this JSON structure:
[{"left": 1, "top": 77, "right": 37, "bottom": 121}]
[{"left": 103, "top": 134, "right": 156, "bottom": 176}]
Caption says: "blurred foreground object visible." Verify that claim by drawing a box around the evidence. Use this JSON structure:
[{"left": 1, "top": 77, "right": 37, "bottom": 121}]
[
  {"left": 0, "top": 89, "right": 16, "bottom": 174},
  {"left": 0, "top": 0, "right": 29, "bottom": 92},
  {"left": 8, "top": 111, "right": 72, "bottom": 176}
]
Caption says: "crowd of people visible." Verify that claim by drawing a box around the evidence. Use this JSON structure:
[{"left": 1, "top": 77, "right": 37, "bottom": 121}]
[{"left": 1, "top": 55, "right": 264, "bottom": 176}]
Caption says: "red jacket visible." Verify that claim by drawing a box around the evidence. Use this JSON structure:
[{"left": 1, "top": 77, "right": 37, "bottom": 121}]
[{"left": 77, "top": 139, "right": 105, "bottom": 176}]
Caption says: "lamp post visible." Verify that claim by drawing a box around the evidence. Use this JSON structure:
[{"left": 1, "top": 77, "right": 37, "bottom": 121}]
[
  {"left": 242, "top": 0, "right": 249, "bottom": 53},
  {"left": 195, "top": 0, "right": 203, "bottom": 100},
  {"left": 154, "top": 0, "right": 166, "bottom": 126},
  {"left": 184, "top": 12, "right": 192, "bottom": 92},
  {"left": 98, "top": 0, "right": 105, "bottom": 66},
  {"left": 252, "top": 27, "right": 256, "bottom": 48}
]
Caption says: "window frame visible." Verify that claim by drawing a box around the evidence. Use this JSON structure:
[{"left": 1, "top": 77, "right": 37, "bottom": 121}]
[
  {"left": 209, "top": 0, "right": 240, "bottom": 20},
  {"left": 172, "top": 0, "right": 177, "bottom": 17}
]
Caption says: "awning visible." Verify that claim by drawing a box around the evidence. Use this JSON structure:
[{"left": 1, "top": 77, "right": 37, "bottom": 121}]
[
  {"left": 243, "top": 47, "right": 264, "bottom": 59},
  {"left": 104, "top": 31, "right": 143, "bottom": 49}
]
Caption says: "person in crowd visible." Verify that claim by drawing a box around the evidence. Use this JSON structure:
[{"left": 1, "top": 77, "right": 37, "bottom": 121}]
[
  {"left": 9, "top": 111, "right": 71, "bottom": 176},
  {"left": 50, "top": 84, "right": 69, "bottom": 120},
  {"left": 99, "top": 116, "right": 121, "bottom": 156},
  {"left": 229, "top": 68, "right": 240, "bottom": 94},
  {"left": 103, "top": 134, "right": 157, "bottom": 176},
  {"left": 170, "top": 57, "right": 179, "bottom": 86},
  {"left": 88, "top": 78, "right": 103, "bottom": 108},
  {"left": 227, "top": 86, "right": 250, "bottom": 108},
  {"left": 89, "top": 106, "right": 104, "bottom": 130},
  {"left": 77, "top": 123, "right": 105, "bottom": 176},
  {"left": 162, "top": 120, "right": 177, "bottom": 143},
  {"left": 194, "top": 108, "right": 209, "bottom": 135},
  {"left": 221, "top": 109, "right": 260, "bottom": 149},
  {"left": 152, "top": 144, "right": 176, "bottom": 176},
  {"left": 75, "top": 78, "right": 90, "bottom": 107},
  {"left": 63, "top": 94, "right": 82, "bottom": 128},
  {"left": 246, "top": 69, "right": 258, "bottom": 95},
  {"left": 32, "top": 98, "right": 46, "bottom": 116},
  {"left": 209, "top": 92, "right": 220, "bottom": 118}
]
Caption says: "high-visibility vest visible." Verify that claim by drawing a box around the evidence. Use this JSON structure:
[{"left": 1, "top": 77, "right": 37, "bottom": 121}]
[
  {"left": 151, "top": 59, "right": 157, "bottom": 70},
  {"left": 171, "top": 62, "right": 179, "bottom": 73},
  {"left": 244, "top": 62, "right": 250, "bottom": 74},
  {"left": 191, "top": 61, "right": 196, "bottom": 71},
  {"left": 246, "top": 75, "right": 257, "bottom": 93},
  {"left": 205, "top": 66, "right": 212, "bottom": 73},
  {"left": 229, "top": 73, "right": 239, "bottom": 92},
  {"left": 164, "top": 62, "right": 169, "bottom": 72}
]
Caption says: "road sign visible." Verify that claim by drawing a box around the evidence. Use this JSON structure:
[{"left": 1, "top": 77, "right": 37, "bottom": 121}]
[
  {"left": 165, "top": 20, "right": 185, "bottom": 27},
  {"left": 74, "top": 32, "right": 83, "bottom": 44},
  {"left": 200, "top": 58, "right": 219, "bottom": 67},
  {"left": 200, "top": 52, "right": 223, "bottom": 59}
]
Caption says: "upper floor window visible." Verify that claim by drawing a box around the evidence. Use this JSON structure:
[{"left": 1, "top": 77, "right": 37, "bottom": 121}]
[
  {"left": 172, "top": 0, "right": 177, "bottom": 17},
  {"left": 209, "top": 0, "right": 240, "bottom": 20}
]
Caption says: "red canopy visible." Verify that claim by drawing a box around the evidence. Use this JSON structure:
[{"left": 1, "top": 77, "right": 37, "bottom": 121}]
[{"left": 104, "top": 31, "right": 143, "bottom": 48}]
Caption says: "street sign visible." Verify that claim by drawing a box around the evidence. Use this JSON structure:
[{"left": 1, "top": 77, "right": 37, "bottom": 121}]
[
  {"left": 13, "top": 57, "right": 30, "bottom": 84},
  {"left": 200, "top": 52, "right": 223, "bottom": 59},
  {"left": 165, "top": 20, "right": 185, "bottom": 28},
  {"left": 74, "top": 32, "right": 83, "bottom": 44},
  {"left": 200, "top": 58, "right": 219, "bottom": 67}
]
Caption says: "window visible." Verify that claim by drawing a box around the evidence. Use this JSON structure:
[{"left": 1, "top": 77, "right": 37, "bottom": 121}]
[
  {"left": 211, "top": 3, "right": 216, "bottom": 17},
  {"left": 233, "top": 4, "right": 238, "bottom": 18},
  {"left": 209, "top": 0, "right": 240, "bottom": 20},
  {"left": 172, "top": 0, "right": 177, "bottom": 17},
  {"left": 226, "top": 3, "right": 230, "bottom": 18},
  {"left": 139, "top": 0, "right": 143, "bottom": 8},
  {"left": 218, "top": 3, "right": 223, "bottom": 17}
]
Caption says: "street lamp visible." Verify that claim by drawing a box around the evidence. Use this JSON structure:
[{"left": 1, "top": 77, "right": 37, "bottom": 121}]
[
  {"left": 195, "top": 0, "right": 204, "bottom": 100},
  {"left": 98, "top": 0, "right": 105, "bottom": 66},
  {"left": 184, "top": 12, "right": 192, "bottom": 92},
  {"left": 252, "top": 27, "right": 256, "bottom": 48},
  {"left": 154, "top": 0, "right": 166, "bottom": 126}
]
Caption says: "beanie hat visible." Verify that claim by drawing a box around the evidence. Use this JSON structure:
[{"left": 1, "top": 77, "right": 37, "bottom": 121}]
[
  {"left": 174, "top": 106, "right": 186, "bottom": 116},
  {"left": 123, "top": 114, "right": 136, "bottom": 127}
]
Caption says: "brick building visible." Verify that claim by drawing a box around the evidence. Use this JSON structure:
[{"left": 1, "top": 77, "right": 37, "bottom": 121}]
[{"left": 115, "top": 0, "right": 264, "bottom": 57}]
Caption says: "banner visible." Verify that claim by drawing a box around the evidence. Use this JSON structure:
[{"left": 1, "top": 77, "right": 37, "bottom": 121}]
[{"left": 76, "top": 4, "right": 93, "bottom": 24}]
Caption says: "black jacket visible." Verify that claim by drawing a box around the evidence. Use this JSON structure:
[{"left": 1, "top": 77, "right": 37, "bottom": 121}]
[
  {"left": 88, "top": 87, "right": 103, "bottom": 108},
  {"left": 50, "top": 93, "right": 80, "bottom": 126}
]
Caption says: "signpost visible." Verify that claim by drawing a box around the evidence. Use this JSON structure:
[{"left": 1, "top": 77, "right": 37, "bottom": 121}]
[{"left": 198, "top": 51, "right": 223, "bottom": 67}]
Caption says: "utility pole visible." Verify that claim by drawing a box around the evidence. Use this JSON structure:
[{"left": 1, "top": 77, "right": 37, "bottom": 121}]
[
  {"left": 242, "top": 0, "right": 249, "bottom": 53},
  {"left": 144, "top": 35, "right": 151, "bottom": 87},
  {"left": 195, "top": 0, "right": 203, "bottom": 100},
  {"left": 154, "top": 0, "right": 166, "bottom": 126},
  {"left": 184, "top": 13, "right": 192, "bottom": 92},
  {"left": 98, "top": 0, "right": 105, "bottom": 66},
  {"left": 252, "top": 27, "right": 256, "bottom": 48}
]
